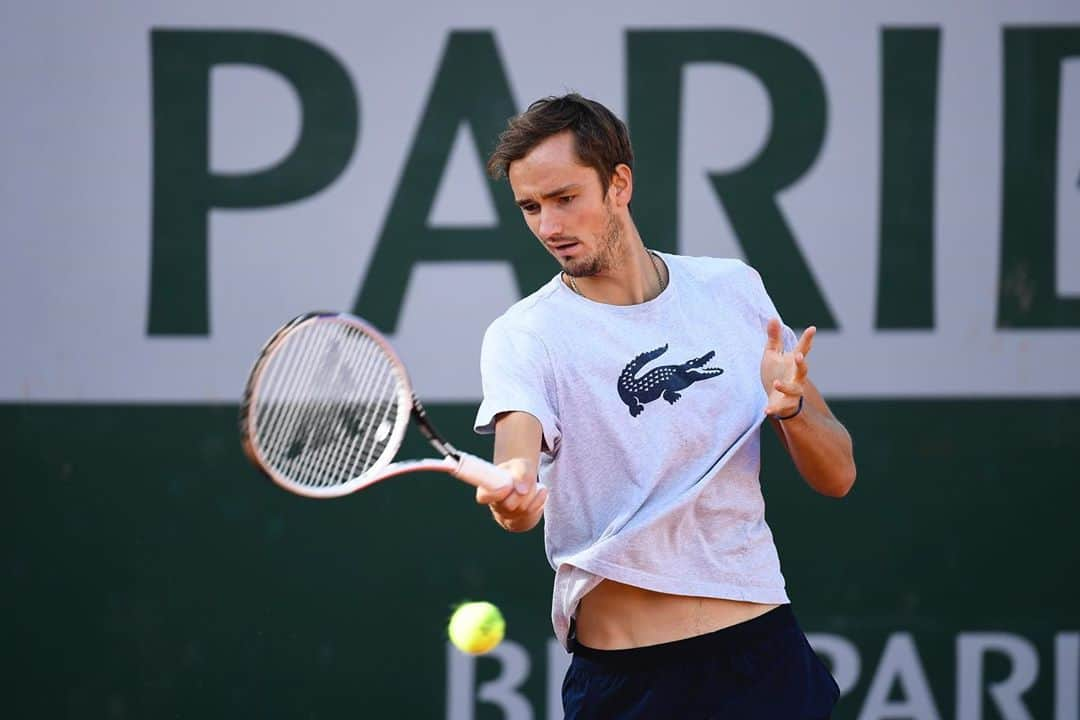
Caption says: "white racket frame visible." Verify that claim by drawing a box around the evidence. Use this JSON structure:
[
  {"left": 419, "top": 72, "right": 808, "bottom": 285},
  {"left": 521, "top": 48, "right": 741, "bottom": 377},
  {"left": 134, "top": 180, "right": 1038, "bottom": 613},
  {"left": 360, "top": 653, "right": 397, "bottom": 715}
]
[{"left": 241, "top": 312, "right": 512, "bottom": 499}]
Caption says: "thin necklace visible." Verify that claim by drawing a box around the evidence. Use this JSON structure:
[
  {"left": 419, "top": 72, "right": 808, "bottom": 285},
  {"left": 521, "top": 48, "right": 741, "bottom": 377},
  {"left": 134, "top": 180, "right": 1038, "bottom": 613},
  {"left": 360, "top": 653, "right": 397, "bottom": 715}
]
[{"left": 566, "top": 251, "right": 666, "bottom": 299}]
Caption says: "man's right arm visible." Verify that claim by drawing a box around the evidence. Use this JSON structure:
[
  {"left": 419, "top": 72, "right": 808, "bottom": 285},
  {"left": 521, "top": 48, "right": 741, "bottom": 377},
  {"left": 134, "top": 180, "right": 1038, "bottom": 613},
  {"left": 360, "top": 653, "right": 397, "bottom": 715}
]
[{"left": 475, "top": 411, "right": 547, "bottom": 532}]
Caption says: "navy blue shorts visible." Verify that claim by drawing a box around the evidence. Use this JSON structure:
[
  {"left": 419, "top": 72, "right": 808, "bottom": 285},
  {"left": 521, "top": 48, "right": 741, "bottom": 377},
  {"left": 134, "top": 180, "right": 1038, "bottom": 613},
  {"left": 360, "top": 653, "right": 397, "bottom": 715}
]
[{"left": 562, "top": 605, "right": 839, "bottom": 719}]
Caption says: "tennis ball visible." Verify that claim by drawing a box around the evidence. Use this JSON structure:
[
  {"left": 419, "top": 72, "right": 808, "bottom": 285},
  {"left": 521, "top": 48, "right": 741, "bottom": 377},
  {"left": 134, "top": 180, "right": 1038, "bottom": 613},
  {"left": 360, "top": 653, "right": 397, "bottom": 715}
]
[{"left": 448, "top": 601, "right": 505, "bottom": 655}]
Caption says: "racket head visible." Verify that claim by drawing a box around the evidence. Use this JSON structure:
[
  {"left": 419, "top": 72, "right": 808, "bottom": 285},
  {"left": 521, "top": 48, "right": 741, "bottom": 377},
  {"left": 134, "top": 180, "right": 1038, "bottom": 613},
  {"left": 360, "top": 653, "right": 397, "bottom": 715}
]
[{"left": 240, "top": 312, "right": 414, "bottom": 498}]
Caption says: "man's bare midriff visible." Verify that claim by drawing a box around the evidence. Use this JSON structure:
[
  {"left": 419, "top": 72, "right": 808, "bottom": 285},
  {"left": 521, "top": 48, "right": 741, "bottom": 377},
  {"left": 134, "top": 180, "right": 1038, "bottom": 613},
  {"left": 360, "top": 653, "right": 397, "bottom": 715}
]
[{"left": 574, "top": 579, "right": 780, "bottom": 650}]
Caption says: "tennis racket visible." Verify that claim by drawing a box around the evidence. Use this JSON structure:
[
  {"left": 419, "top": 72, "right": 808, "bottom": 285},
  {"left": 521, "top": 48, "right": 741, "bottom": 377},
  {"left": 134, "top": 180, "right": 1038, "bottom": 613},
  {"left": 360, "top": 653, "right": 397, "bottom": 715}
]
[{"left": 240, "top": 311, "right": 512, "bottom": 498}]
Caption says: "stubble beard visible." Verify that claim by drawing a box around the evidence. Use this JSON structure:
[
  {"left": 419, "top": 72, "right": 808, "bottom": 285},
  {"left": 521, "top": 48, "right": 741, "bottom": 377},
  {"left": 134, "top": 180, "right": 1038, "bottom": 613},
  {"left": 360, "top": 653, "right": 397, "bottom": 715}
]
[{"left": 562, "top": 206, "right": 622, "bottom": 279}]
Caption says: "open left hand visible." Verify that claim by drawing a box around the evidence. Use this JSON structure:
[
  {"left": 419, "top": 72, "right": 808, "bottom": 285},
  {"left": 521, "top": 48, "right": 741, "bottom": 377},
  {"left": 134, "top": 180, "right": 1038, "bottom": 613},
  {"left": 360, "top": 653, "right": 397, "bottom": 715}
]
[{"left": 760, "top": 318, "right": 816, "bottom": 417}]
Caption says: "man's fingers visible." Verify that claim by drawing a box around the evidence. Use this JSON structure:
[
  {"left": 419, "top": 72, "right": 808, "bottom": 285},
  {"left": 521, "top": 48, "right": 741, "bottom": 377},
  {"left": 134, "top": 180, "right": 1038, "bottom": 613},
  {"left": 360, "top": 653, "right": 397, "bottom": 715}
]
[
  {"left": 475, "top": 457, "right": 533, "bottom": 506},
  {"left": 526, "top": 486, "right": 549, "bottom": 515},
  {"left": 772, "top": 379, "right": 803, "bottom": 396},
  {"left": 496, "top": 480, "right": 542, "bottom": 514},
  {"left": 795, "top": 325, "right": 817, "bottom": 356},
  {"left": 496, "top": 490, "right": 526, "bottom": 514},
  {"left": 476, "top": 457, "right": 541, "bottom": 515},
  {"left": 793, "top": 352, "right": 809, "bottom": 382},
  {"left": 765, "top": 385, "right": 803, "bottom": 416},
  {"left": 498, "top": 458, "right": 535, "bottom": 495},
  {"left": 475, "top": 484, "right": 514, "bottom": 506},
  {"left": 765, "top": 318, "right": 784, "bottom": 352}
]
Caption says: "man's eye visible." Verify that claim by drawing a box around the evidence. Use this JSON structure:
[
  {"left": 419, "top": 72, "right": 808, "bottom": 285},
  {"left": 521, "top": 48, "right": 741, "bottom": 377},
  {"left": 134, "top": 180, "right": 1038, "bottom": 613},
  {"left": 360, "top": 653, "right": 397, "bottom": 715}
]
[{"left": 559, "top": 196, "right": 574, "bottom": 204}]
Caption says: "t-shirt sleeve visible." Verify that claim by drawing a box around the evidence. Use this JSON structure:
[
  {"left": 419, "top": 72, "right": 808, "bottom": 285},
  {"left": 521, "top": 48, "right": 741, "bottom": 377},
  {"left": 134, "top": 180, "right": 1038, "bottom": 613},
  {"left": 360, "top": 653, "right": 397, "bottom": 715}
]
[
  {"left": 743, "top": 263, "right": 798, "bottom": 352},
  {"left": 473, "top": 320, "right": 561, "bottom": 455}
]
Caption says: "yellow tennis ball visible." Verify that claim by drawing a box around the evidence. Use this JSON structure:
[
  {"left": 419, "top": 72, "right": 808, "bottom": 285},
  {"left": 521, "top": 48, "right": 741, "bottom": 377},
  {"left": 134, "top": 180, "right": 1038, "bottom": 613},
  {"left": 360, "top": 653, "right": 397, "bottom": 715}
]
[{"left": 448, "top": 601, "right": 505, "bottom": 655}]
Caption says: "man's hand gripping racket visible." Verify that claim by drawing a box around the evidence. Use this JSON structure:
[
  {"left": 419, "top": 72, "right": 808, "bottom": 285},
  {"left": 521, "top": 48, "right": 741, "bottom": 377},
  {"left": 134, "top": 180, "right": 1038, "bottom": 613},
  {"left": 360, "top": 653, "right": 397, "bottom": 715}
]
[{"left": 240, "top": 312, "right": 513, "bottom": 498}]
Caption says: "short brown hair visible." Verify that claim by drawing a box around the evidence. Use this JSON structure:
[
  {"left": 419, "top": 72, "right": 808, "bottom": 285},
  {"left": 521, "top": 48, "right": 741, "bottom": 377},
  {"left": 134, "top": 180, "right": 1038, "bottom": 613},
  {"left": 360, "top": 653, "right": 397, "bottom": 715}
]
[{"left": 486, "top": 93, "right": 633, "bottom": 193}]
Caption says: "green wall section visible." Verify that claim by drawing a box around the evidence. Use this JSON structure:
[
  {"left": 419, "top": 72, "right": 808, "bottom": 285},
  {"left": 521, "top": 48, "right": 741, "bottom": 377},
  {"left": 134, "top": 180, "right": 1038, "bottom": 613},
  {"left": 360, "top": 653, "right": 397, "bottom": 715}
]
[{"left": 5, "top": 401, "right": 1079, "bottom": 718}]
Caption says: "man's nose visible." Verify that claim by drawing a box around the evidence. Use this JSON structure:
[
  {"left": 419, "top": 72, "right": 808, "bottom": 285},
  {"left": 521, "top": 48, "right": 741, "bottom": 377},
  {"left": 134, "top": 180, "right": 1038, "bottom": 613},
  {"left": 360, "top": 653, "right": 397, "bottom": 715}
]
[{"left": 538, "top": 210, "right": 562, "bottom": 241}]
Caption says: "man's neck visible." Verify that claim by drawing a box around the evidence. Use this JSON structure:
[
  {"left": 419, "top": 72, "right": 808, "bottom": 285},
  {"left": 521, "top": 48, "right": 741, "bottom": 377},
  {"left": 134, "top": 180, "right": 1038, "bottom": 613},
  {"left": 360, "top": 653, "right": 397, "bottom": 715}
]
[{"left": 564, "top": 235, "right": 666, "bottom": 306}]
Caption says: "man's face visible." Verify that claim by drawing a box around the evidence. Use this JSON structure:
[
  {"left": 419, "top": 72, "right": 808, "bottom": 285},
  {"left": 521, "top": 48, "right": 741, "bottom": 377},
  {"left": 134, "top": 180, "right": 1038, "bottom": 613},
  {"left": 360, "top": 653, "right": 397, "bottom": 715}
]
[{"left": 508, "top": 131, "right": 622, "bottom": 278}]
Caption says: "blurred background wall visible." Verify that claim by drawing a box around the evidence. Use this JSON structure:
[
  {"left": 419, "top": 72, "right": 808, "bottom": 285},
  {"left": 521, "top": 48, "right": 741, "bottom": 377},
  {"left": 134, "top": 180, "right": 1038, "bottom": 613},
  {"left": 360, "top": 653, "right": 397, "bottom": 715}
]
[{"left": 3, "top": 2, "right": 1079, "bottom": 718}]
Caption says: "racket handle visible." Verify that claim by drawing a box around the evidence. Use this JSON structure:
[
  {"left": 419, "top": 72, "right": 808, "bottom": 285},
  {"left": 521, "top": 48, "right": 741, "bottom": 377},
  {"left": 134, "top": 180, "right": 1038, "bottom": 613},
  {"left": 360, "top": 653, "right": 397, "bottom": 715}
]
[{"left": 452, "top": 452, "right": 514, "bottom": 492}]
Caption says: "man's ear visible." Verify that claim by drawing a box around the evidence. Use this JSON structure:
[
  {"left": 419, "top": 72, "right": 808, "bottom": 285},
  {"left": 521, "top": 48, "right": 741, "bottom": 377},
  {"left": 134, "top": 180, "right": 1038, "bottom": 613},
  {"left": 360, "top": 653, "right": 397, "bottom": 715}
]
[{"left": 609, "top": 163, "right": 633, "bottom": 207}]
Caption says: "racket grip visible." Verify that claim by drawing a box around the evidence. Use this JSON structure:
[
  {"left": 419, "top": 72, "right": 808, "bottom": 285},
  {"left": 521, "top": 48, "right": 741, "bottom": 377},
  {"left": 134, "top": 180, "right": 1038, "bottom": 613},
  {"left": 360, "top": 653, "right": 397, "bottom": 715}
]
[{"left": 452, "top": 452, "right": 514, "bottom": 492}]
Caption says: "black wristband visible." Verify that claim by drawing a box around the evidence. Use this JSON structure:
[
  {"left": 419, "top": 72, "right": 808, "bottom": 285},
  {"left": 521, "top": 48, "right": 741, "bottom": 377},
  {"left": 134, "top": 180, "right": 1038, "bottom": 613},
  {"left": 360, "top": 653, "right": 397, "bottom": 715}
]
[{"left": 775, "top": 395, "right": 804, "bottom": 421}]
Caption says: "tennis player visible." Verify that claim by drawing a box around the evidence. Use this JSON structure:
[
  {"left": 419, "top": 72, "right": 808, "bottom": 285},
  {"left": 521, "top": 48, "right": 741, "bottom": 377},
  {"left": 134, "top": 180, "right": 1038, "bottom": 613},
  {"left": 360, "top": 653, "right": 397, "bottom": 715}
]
[{"left": 474, "top": 93, "right": 855, "bottom": 719}]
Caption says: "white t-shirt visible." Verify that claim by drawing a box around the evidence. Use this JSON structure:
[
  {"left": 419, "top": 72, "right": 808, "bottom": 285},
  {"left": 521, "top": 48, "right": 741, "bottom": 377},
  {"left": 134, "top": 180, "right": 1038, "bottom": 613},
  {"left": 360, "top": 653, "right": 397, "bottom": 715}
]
[{"left": 474, "top": 253, "right": 797, "bottom": 650}]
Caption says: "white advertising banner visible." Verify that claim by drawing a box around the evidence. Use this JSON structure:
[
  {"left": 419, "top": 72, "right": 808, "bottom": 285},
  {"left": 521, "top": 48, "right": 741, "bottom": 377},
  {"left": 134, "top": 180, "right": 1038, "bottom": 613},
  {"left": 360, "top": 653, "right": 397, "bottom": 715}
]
[{"left": 2, "top": 1, "right": 1078, "bottom": 402}]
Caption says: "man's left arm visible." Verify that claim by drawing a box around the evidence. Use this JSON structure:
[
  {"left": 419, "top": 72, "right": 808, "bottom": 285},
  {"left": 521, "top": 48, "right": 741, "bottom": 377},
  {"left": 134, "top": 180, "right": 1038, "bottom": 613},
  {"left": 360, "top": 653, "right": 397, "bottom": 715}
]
[{"left": 761, "top": 318, "right": 856, "bottom": 498}]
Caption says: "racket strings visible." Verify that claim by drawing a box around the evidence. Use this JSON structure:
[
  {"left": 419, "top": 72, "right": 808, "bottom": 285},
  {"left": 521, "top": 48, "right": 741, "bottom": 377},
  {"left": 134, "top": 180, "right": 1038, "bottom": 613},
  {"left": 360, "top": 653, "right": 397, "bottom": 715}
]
[
  {"left": 305, "top": 326, "right": 395, "bottom": 487},
  {"left": 302, "top": 326, "right": 398, "bottom": 486},
  {"left": 251, "top": 320, "right": 405, "bottom": 489},
  {"left": 276, "top": 329, "right": 395, "bottom": 486}
]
